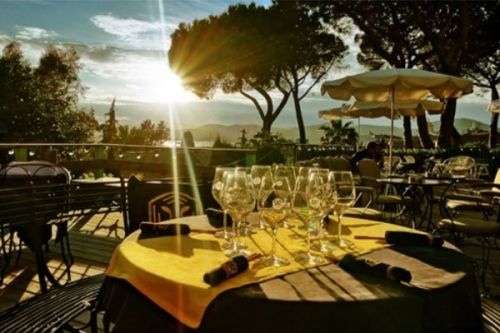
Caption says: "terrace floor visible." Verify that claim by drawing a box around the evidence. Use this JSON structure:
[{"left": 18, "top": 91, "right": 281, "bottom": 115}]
[{"left": 0, "top": 208, "right": 499, "bottom": 330}]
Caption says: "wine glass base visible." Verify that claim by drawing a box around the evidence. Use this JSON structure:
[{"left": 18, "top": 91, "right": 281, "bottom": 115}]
[
  {"left": 214, "top": 230, "right": 233, "bottom": 239},
  {"left": 250, "top": 222, "right": 267, "bottom": 230},
  {"left": 295, "top": 252, "right": 326, "bottom": 266},
  {"left": 223, "top": 248, "right": 252, "bottom": 258},
  {"left": 240, "top": 226, "right": 256, "bottom": 236},
  {"left": 260, "top": 255, "right": 290, "bottom": 267},
  {"left": 311, "top": 240, "right": 336, "bottom": 253},
  {"left": 330, "top": 238, "right": 352, "bottom": 249},
  {"left": 221, "top": 239, "right": 247, "bottom": 250}
]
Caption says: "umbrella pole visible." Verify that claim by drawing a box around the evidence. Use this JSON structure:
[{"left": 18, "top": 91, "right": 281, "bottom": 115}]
[
  {"left": 389, "top": 86, "right": 394, "bottom": 175},
  {"left": 357, "top": 117, "right": 360, "bottom": 151}
]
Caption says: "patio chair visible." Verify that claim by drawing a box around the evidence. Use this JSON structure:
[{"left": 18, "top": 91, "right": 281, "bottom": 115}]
[
  {"left": 326, "top": 156, "right": 352, "bottom": 172},
  {"left": 126, "top": 175, "right": 216, "bottom": 234},
  {"left": 0, "top": 161, "right": 73, "bottom": 284},
  {"left": 442, "top": 155, "right": 475, "bottom": 177},
  {"left": 437, "top": 181, "right": 499, "bottom": 290},
  {"left": 357, "top": 159, "right": 413, "bottom": 224}
]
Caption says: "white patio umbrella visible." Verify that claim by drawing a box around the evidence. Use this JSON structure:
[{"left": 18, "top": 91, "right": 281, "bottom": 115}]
[
  {"left": 321, "top": 68, "right": 473, "bottom": 173},
  {"left": 319, "top": 99, "right": 444, "bottom": 153}
]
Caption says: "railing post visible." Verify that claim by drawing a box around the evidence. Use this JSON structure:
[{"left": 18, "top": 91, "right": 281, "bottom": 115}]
[
  {"left": 93, "top": 146, "right": 106, "bottom": 178},
  {"left": 14, "top": 147, "right": 27, "bottom": 161}
]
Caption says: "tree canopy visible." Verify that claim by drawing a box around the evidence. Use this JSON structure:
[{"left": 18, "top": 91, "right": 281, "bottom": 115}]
[
  {"left": 320, "top": 1, "right": 500, "bottom": 148},
  {"left": 0, "top": 42, "right": 98, "bottom": 142},
  {"left": 169, "top": 2, "right": 346, "bottom": 143}
]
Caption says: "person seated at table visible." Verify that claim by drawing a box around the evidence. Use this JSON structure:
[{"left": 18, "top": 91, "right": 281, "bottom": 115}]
[
  {"left": 375, "top": 142, "right": 385, "bottom": 169},
  {"left": 351, "top": 141, "right": 379, "bottom": 171}
]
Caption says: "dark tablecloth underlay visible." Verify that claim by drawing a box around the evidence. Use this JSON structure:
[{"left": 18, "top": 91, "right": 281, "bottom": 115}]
[{"left": 97, "top": 243, "right": 483, "bottom": 333}]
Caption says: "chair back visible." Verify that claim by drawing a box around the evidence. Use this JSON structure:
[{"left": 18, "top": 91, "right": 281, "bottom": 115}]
[
  {"left": 327, "top": 157, "right": 352, "bottom": 172},
  {"left": 443, "top": 156, "right": 475, "bottom": 177},
  {"left": 126, "top": 175, "right": 215, "bottom": 234},
  {"left": 358, "top": 159, "right": 380, "bottom": 178},
  {"left": 403, "top": 155, "right": 416, "bottom": 164},
  {"left": 0, "top": 161, "right": 70, "bottom": 186},
  {"left": 493, "top": 168, "right": 500, "bottom": 185}
]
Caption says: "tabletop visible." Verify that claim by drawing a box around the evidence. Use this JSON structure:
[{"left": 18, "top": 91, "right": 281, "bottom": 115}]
[{"left": 99, "top": 214, "right": 482, "bottom": 333}]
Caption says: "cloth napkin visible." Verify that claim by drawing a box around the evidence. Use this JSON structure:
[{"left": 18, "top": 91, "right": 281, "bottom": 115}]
[{"left": 339, "top": 254, "right": 412, "bottom": 283}]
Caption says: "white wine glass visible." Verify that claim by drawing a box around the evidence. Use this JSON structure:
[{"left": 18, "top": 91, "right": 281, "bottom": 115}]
[
  {"left": 211, "top": 167, "right": 234, "bottom": 240},
  {"left": 222, "top": 170, "right": 255, "bottom": 257},
  {"left": 259, "top": 176, "right": 291, "bottom": 267},
  {"left": 331, "top": 171, "right": 356, "bottom": 248},
  {"left": 294, "top": 174, "right": 326, "bottom": 266},
  {"left": 250, "top": 165, "right": 272, "bottom": 229},
  {"left": 274, "top": 165, "right": 295, "bottom": 228},
  {"left": 308, "top": 170, "right": 334, "bottom": 253}
]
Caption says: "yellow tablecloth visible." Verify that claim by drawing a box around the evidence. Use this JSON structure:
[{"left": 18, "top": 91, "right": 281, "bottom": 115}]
[{"left": 106, "top": 214, "right": 417, "bottom": 328}]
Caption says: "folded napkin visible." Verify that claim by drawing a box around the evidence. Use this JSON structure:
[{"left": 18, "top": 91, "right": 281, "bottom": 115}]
[
  {"left": 139, "top": 222, "right": 190, "bottom": 238},
  {"left": 205, "top": 208, "right": 233, "bottom": 228},
  {"left": 339, "top": 254, "right": 412, "bottom": 283},
  {"left": 203, "top": 255, "right": 249, "bottom": 286},
  {"left": 385, "top": 231, "right": 444, "bottom": 248}
]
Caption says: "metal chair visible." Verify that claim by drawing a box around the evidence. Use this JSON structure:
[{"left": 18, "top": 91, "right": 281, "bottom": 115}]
[{"left": 437, "top": 181, "right": 499, "bottom": 290}]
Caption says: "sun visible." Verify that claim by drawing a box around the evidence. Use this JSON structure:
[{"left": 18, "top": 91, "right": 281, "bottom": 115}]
[{"left": 145, "top": 64, "right": 194, "bottom": 104}]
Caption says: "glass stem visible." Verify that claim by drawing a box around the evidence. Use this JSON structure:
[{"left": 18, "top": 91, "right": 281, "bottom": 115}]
[
  {"left": 306, "top": 220, "right": 311, "bottom": 256},
  {"left": 233, "top": 220, "right": 242, "bottom": 251},
  {"left": 337, "top": 212, "right": 342, "bottom": 241},
  {"left": 271, "top": 227, "right": 277, "bottom": 259},
  {"left": 222, "top": 210, "right": 228, "bottom": 238}
]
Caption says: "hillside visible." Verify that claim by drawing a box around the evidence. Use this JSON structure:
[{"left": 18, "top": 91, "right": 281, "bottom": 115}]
[{"left": 182, "top": 117, "right": 489, "bottom": 146}]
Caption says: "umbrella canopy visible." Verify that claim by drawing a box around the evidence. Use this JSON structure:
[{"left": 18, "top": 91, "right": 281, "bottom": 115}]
[
  {"left": 318, "top": 99, "right": 444, "bottom": 121},
  {"left": 321, "top": 68, "right": 473, "bottom": 174},
  {"left": 321, "top": 68, "right": 473, "bottom": 101}
]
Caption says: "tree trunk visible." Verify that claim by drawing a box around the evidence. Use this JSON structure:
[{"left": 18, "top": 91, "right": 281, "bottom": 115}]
[
  {"left": 292, "top": 91, "right": 307, "bottom": 144},
  {"left": 489, "top": 86, "right": 499, "bottom": 148},
  {"left": 416, "top": 115, "right": 434, "bottom": 148},
  {"left": 261, "top": 116, "right": 272, "bottom": 139},
  {"left": 403, "top": 116, "right": 413, "bottom": 149},
  {"left": 438, "top": 98, "right": 460, "bottom": 148}
]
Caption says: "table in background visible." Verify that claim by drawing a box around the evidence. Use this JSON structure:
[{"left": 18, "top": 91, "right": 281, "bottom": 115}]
[
  {"left": 98, "top": 214, "right": 482, "bottom": 333},
  {"left": 378, "top": 177, "right": 452, "bottom": 230}
]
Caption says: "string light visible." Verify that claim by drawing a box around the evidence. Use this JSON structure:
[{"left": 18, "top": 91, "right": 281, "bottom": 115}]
[{"left": 8, "top": 149, "right": 14, "bottom": 156}]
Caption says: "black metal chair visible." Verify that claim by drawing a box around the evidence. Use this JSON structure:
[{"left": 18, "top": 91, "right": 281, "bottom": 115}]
[{"left": 126, "top": 175, "right": 216, "bottom": 235}]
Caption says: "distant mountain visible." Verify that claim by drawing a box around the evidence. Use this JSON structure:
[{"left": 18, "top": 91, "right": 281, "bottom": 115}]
[
  {"left": 430, "top": 118, "right": 489, "bottom": 133},
  {"left": 182, "top": 117, "right": 490, "bottom": 146}
]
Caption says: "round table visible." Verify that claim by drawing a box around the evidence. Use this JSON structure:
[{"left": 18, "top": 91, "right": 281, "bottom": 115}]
[{"left": 98, "top": 214, "right": 482, "bottom": 333}]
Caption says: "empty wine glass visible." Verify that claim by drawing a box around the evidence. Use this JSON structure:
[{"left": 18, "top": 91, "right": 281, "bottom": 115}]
[
  {"left": 211, "top": 167, "right": 234, "bottom": 240},
  {"left": 252, "top": 165, "right": 272, "bottom": 229},
  {"left": 308, "top": 170, "right": 334, "bottom": 253},
  {"left": 294, "top": 174, "right": 326, "bottom": 266},
  {"left": 259, "top": 176, "right": 291, "bottom": 267},
  {"left": 222, "top": 170, "right": 255, "bottom": 257},
  {"left": 330, "top": 171, "right": 356, "bottom": 248},
  {"left": 274, "top": 165, "right": 296, "bottom": 228}
]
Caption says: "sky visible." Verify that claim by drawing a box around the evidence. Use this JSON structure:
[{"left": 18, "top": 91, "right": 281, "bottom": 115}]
[{"left": 0, "top": 0, "right": 493, "bottom": 132}]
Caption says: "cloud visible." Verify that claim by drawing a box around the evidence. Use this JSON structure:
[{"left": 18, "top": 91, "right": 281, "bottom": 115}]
[
  {"left": 15, "top": 26, "right": 58, "bottom": 40},
  {"left": 91, "top": 14, "right": 176, "bottom": 40}
]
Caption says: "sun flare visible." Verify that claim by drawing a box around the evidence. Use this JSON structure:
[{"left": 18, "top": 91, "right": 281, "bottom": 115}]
[{"left": 145, "top": 64, "right": 193, "bottom": 104}]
